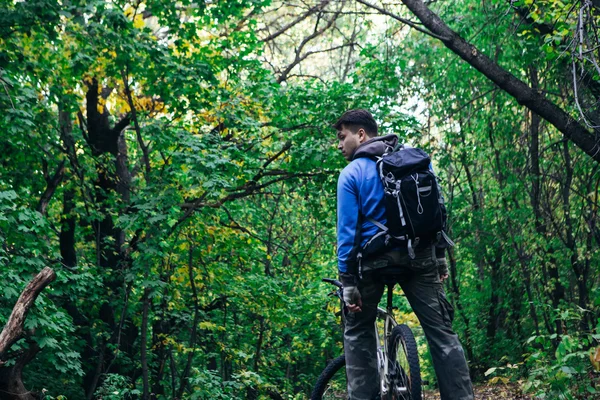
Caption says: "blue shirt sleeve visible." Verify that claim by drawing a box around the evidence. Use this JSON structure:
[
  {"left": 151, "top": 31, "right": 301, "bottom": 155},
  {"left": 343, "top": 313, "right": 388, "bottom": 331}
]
[{"left": 337, "top": 166, "right": 361, "bottom": 273}]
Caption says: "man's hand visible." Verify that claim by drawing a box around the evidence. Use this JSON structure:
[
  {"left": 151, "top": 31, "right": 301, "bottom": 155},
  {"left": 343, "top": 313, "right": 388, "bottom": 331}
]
[
  {"left": 343, "top": 285, "right": 363, "bottom": 313},
  {"left": 339, "top": 272, "right": 362, "bottom": 312},
  {"left": 437, "top": 257, "right": 449, "bottom": 283}
]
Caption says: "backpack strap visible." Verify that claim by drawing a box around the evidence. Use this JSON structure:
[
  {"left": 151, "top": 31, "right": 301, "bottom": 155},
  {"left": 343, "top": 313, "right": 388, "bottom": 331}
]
[
  {"left": 366, "top": 217, "right": 388, "bottom": 232},
  {"left": 441, "top": 230, "right": 455, "bottom": 247}
]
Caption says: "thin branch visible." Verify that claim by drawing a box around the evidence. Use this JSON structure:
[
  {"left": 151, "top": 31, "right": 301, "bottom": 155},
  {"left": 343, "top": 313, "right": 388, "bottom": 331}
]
[
  {"left": 262, "top": 0, "right": 332, "bottom": 42},
  {"left": 356, "top": 0, "right": 450, "bottom": 41},
  {"left": 36, "top": 160, "right": 66, "bottom": 216},
  {"left": 251, "top": 141, "right": 293, "bottom": 183},
  {"left": 0, "top": 76, "right": 15, "bottom": 109},
  {"left": 286, "top": 74, "right": 327, "bottom": 83},
  {"left": 277, "top": 4, "right": 343, "bottom": 82},
  {"left": 121, "top": 66, "right": 151, "bottom": 181},
  {"left": 175, "top": 171, "right": 322, "bottom": 231}
]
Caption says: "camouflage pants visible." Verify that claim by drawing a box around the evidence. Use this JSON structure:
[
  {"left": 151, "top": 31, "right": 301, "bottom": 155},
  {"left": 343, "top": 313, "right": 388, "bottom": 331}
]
[{"left": 343, "top": 247, "right": 474, "bottom": 400}]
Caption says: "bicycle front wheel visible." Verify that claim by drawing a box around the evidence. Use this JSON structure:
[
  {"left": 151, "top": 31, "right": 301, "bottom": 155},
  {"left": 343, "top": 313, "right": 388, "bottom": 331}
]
[
  {"left": 310, "top": 355, "right": 347, "bottom": 400},
  {"left": 388, "top": 324, "right": 421, "bottom": 400}
]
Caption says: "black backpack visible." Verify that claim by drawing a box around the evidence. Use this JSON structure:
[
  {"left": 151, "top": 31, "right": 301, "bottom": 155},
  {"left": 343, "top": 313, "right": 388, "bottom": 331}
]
[{"left": 363, "top": 145, "right": 454, "bottom": 259}]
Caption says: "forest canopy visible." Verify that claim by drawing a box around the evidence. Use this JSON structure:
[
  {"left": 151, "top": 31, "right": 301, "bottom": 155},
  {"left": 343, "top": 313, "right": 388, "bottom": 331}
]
[{"left": 0, "top": 0, "right": 599, "bottom": 399}]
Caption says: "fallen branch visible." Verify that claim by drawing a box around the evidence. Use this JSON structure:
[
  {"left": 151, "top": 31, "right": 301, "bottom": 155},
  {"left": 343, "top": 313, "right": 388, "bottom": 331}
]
[{"left": 0, "top": 267, "right": 56, "bottom": 360}]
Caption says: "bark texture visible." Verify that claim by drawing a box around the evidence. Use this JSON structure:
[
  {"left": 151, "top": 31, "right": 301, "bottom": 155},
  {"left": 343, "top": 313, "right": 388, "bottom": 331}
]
[{"left": 0, "top": 267, "right": 56, "bottom": 400}]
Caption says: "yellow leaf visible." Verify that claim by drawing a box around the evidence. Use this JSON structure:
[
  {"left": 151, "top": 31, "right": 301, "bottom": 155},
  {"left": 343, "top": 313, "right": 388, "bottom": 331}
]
[
  {"left": 133, "top": 14, "right": 145, "bottom": 29},
  {"left": 199, "top": 321, "right": 217, "bottom": 330},
  {"left": 123, "top": 5, "right": 134, "bottom": 17}
]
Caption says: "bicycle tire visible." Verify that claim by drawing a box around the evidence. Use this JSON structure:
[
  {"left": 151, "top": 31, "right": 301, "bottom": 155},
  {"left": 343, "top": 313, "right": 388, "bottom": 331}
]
[
  {"left": 310, "top": 355, "right": 347, "bottom": 400},
  {"left": 388, "top": 324, "right": 421, "bottom": 400}
]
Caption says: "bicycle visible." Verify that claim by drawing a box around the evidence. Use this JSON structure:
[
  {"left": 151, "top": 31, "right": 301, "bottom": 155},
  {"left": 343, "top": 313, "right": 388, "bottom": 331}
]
[{"left": 311, "top": 276, "right": 422, "bottom": 400}]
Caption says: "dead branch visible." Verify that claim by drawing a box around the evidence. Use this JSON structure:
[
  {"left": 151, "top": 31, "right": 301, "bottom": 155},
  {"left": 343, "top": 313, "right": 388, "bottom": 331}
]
[{"left": 0, "top": 267, "right": 56, "bottom": 360}]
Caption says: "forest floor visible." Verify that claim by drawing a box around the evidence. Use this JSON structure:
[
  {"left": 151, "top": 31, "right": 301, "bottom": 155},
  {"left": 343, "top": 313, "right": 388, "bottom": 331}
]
[{"left": 423, "top": 382, "right": 533, "bottom": 399}]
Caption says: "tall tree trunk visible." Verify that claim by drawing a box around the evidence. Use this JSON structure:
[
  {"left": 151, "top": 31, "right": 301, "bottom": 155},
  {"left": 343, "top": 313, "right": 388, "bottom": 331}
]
[
  {"left": 561, "top": 141, "right": 590, "bottom": 330},
  {"left": 447, "top": 246, "right": 474, "bottom": 362},
  {"left": 486, "top": 119, "right": 541, "bottom": 335},
  {"left": 60, "top": 190, "right": 77, "bottom": 268},
  {"left": 527, "top": 67, "right": 565, "bottom": 335},
  {"left": 176, "top": 246, "right": 202, "bottom": 399},
  {"left": 81, "top": 78, "right": 136, "bottom": 394},
  {"left": 485, "top": 253, "right": 501, "bottom": 342},
  {"left": 141, "top": 288, "right": 151, "bottom": 400}
]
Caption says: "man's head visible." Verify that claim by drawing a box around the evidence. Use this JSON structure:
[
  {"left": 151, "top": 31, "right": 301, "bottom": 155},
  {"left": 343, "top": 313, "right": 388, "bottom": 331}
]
[{"left": 333, "top": 109, "right": 378, "bottom": 161}]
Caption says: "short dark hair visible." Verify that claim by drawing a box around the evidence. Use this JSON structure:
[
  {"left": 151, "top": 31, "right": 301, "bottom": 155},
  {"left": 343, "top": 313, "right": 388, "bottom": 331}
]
[{"left": 333, "top": 109, "right": 378, "bottom": 137}]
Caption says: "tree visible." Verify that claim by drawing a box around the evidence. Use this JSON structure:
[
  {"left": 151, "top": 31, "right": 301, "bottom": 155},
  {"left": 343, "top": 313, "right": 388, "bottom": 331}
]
[{"left": 358, "top": 0, "right": 600, "bottom": 163}]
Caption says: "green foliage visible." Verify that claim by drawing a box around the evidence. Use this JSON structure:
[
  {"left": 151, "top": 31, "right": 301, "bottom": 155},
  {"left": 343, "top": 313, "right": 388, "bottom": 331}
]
[
  {"left": 0, "top": 191, "right": 83, "bottom": 379},
  {"left": 94, "top": 374, "right": 141, "bottom": 399},
  {"left": 187, "top": 368, "right": 243, "bottom": 399},
  {"left": 1, "top": 0, "right": 599, "bottom": 398},
  {"left": 523, "top": 315, "right": 600, "bottom": 399}
]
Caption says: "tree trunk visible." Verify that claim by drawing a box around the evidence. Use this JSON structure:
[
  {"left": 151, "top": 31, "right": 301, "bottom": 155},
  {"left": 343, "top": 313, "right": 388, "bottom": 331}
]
[
  {"left": 527, "top": 69, "right": 565, "bottom": 334},
  {"left": 0, "top": 344, "right": 40, "bottom": 400},
  {"left": 447, "top": 246, "right": 474, "bottom": 362},
  {"left": 80, "top": 78, "right": 138, "bottom": 394},
  {"left": 141, "top": 288, "right": 151, "bottom": 400}
]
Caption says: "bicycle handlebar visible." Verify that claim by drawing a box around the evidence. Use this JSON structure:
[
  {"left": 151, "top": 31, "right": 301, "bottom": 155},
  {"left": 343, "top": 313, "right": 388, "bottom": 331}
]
[{"left": 322, "top": 278, "right": 343, "bottom": 288}]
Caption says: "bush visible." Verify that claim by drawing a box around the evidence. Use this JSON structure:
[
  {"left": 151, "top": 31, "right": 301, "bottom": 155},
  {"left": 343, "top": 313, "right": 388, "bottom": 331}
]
[
  {"left": 94, "top": 374, "right": 141, "bottom": 400},
  {"left": 523, "top": 327, "right": 600, "bottom": 399}
]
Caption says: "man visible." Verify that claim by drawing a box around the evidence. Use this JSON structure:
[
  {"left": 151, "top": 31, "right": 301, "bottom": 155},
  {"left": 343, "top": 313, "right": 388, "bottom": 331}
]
[{"left": 335, "top": 109, "right": 474, "bottom": 400}]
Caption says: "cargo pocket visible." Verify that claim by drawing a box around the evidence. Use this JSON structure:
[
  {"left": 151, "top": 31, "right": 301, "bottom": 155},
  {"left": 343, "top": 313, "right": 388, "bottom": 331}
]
[
  {"left": 438, "top": 291, "right": 455, "bottom": 327},
  {"left": 410, "top": 256, "right": 436, "bottom": 272}
]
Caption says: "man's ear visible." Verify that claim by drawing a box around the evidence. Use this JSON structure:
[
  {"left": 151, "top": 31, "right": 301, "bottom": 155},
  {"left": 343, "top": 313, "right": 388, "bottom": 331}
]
[{"left": 357, "top": 128, "right": 367, "bottom": 143}]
